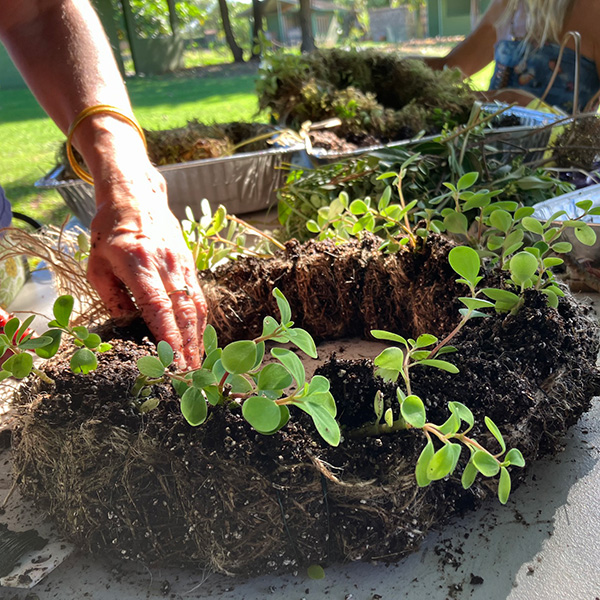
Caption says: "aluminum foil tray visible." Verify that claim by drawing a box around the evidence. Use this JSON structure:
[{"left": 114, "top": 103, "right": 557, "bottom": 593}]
[
  {"left": 35, "top": 145, "right": 302, "bottom": 228},
  {"left": 479, "top": 103, "right": 563, "bottom": 128},
  {"left": 306, "top": 125, "right": 554, "bottom": 167},
  {"left": 307, "top": 103, "right": 561, "bottom": 164},
  {"left": 533, "top": 183, "right": 600, "bottom": 264}
]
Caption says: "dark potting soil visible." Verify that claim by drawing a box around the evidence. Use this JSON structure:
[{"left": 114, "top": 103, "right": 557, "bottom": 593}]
[{"left": 11, "top": 236, "right": 600, "bottom": 577}]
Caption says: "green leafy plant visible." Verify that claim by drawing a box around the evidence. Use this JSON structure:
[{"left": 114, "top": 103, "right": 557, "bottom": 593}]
[
  {"left": 181, "top": 201, "right": 282, "bottom": 271},
  {"left": 0, "top": 294, "right": 111, "bottom": 383},
  {"left": 350, "top": 246, "right": 524, "bottom": 504},
  {"left": 276, "top": 120, "right": 573, "bottom": 243},
  {"left": 133, "top": 288, "right": 341, "bottom": 446}
]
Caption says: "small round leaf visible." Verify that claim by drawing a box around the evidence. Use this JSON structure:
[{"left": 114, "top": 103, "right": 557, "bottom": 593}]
[
  {"left": 472, "top": 450, "right": 500, "bottom": 477},
  {"left": 258, "top": 363, "right": 293, "bottom": 390},
  {"left": 181, "top": 387, "right": 208, "bottom": 426},
  {"left": 137, "top": 356, "right": 166, "bottom": 378},
  {"left": 427, "top": 443, "right": 461, "bottom": 481},
  {"left": 157, "top": 340, "right": 174, "bottom": 367},
  {"left": 448, "top": 246, "right": 480, "bottom": 284},
  {"left": 221, "top": 340, "right": 257, "bottom": 375},
  {"left": 53, "top": 295, "right": 74, "bottom": 328},
  {"left": 242, "top": 396, "right": 282, "bottom": 433},
  {"left": 461, "top": 458, "right": 478, "bottom": 489},
  {"left": 34, "top": 329, "right": 63, "bottom": 359},
  {"left": 498, "top": 466, "right": 511, "bottom": 504},
  {"left": 401, "top": 395, "right": 426, "bottom": 428},
  {"left": 3, "top": 352, "right": 34, "bottom": 379},
  {"left": 575, "top": 225, "right": 597, "bottom": 246},
  {"left": 505, "top": 448, "right": 525, "bottom": 467},
  {"left": 415, "top": 440, "right": 435, "bottom": 487},
  {"left": 70, "top": 348, "right": 98, "bottom": 374},
  {"left": 307, "top": 564, "right": 326, "bottom": 580},
  {"left": 83, "top": 333, "right": 102, "bottom": 349},
  {"left": 509, "top": 251, "right": 538, "bottom": 286}
]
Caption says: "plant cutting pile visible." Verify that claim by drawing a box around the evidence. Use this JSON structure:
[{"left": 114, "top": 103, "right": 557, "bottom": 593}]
[
  {"left": 277, "top": 117, "right": 575, "bottom": 241},
  {"left": 58, "top": 120, "right": 276, "bottom": 180},
  {"left": 4, "top": 161, "right": 600, "bottom": 576},
  {"left": 256, "top": 48, "right": 476, "bottom": 145}
]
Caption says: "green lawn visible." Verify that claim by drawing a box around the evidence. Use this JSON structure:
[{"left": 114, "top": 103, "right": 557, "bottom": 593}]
[
  {"left": 0, "top": 40, "right": 493, "bottom": 228},
  {"left": 0, "top": 65, "right": 261, "bottom": 226}
]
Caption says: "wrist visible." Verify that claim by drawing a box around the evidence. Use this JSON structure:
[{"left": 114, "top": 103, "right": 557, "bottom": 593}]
[{"left": 70, "top": 110, "right": 149, "bottom": 184}]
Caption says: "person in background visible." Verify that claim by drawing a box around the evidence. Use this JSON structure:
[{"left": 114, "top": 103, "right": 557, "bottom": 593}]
[
  {"left": 425, "top": 0, "right": 600, "bottom": 113},
  {"left": 0, "top": 0, "right": 207, "bottom": 368}
]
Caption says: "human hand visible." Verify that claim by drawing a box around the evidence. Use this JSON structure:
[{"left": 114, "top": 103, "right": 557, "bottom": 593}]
[{"left": 87, "top": 166, "right": 207, "bottom": 369}]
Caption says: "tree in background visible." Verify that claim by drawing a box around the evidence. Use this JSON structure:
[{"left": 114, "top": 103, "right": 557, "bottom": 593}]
[
  {"left": 217, "top": 0, "right": 245, "bottom": 61},
  {"left": 299, "top": 0, "right": 315, "bottom": 52},
  {"left": 250, "top": 0, "right": 265, "bottom": 59},
  {"left": 121, "top": 0, "right": 204, "bottom": 37}
]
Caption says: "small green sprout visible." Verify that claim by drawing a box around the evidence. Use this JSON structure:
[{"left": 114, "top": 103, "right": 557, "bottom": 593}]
[
  {"left": 0, "top": 295, "right": 111, "bottom": 384},
  {"left": 133, "top": 288, "right": 341, "bottom": 447},
  {"left": 181, "top": 202, "right": 283, "bottom": 270},
  {"left": 350, "top": 244, "right": 525, "bottom": 504}
]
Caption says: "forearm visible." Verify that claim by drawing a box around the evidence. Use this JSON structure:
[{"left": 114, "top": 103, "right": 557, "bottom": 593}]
[
  {"left": 0, "top": 0, "right": 145, "bottom": 197},
  {"left": 428, "top": 0, "right": 507, "bottom": 77}
]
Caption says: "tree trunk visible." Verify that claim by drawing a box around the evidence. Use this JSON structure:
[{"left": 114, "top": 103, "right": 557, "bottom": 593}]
[
  {"left": 250, "top": 0, "right": 264, "bottom": 60},
  {"left": 299, "top": 0, "right": 316, "bottom": 52},
  {"left": 217, "top": 0, "right": 245, "bottom": 63},
  {"left": 166, "top": 0, "right": 178, "bottom": 35}
]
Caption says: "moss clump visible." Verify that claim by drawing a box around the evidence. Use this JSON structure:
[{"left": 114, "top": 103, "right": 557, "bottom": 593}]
[
  {"left": 59, "top": 121, "right": 274, "bottom": 179},
  {"left": 257, "top": 48, "right": 475, "bottom": 142}
]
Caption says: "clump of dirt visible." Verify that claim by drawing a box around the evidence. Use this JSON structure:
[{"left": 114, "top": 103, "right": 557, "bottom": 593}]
[
  {"left": 256, "top": 48, "right": 475, "bottom": 144},
  {"left": 59, "top": 121, "right": 276, "bottom": 179},
  {"left": 11, "top": 235, "right": 600, "bottom": 577},
  {"left": 552, "top": 114, "right": 600, "bottom": 171},
  {"left": 200, "top": 233, "right": 465, "bottom": 345}
]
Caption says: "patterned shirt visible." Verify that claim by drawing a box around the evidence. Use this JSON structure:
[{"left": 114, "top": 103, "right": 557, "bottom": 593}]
[{"left": 490, "top": 39, "right": 600, "bottom": 112}]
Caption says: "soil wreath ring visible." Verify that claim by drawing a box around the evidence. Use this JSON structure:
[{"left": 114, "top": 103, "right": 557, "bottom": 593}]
[{"left": 11, "top": 234, "right": 600, "bottom": 577}]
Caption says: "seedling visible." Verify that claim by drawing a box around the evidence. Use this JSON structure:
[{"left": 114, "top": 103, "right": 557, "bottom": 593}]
[
  {"left": 0, "top": 295, "right": 111, "bottom": 384},
  {"left": 350, "top": 245, "right": 524, "bottom": 504},
  {"left": 181, "top": 201, "right": 282, "bottom": 270},
  {"left": 134, "top": 288, "right": 341, "bottom": 446}
]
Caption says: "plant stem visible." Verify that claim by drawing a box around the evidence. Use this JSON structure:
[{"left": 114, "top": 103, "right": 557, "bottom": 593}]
[
  {"left": 347, "top": 416, "right": 408, "bottom": 439},
  {"left": 226, "top": 215, "right": 286, "bottom": 250},
  {"left": 32, "top": 367, "right": 54, "bottom": 385},
  {"left": 396, "top": 177, "right": 417, "bottom": 248},
  {"left": 427, "top": 312, "right": 471, "bottom": 359}
]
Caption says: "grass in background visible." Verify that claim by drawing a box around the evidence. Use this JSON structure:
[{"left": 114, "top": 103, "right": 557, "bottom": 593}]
[
  {"left": 0, "top": 66, "right": 260, "bottom": 226},
  {"left": 0, "top": 38, "right": 493, "bottom": 227}
]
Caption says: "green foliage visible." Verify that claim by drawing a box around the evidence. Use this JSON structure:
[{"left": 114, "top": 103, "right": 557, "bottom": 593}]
[
  {"left": 307, "top": 564, "right": 326, "bottom": 580},
  {"left": 181, "top": 202, "right": 280, "bottom": 271},
  {"left": 360, "top": 244, "right": 528, "bottom": 503},
  {"left": 276, "top": 120, "right": 573, "bottom": 243},
  {"left": 132, "top": 288, "right": 341, "bottom": 446},
  {"left": 0, "top": 295, "right": 111, "bottom": 383}
]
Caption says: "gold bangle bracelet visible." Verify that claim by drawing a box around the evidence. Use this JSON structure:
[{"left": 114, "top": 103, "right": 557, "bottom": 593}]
[{"left": 65, "top": 104, "right": 147, "bottom": 186}]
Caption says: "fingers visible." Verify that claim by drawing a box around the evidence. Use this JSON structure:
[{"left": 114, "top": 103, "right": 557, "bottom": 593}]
[
  {"left": 87, "top": 255, "right": 137, "bottom": 316},
  {"left": 164, "top": 279, "right": 207, "bottom": 368},
  {"left": 88, "top": 177, "right": 208, "bottom": 370},
  {"left": 108, "top": 251, "right": 206, "bottom": 370}
]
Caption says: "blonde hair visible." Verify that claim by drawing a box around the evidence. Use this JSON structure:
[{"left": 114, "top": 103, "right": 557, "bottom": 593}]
[{"left": 504, "top": 0, "right": 575, "bottom": 45}]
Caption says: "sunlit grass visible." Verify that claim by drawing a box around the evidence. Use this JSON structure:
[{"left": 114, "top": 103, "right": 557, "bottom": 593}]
[
  {"left": 0, "top": 71, "right": 261, "bottom": 225},
  {"left": 0, "top": 39, "right": 493, "bottom": 227}
]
